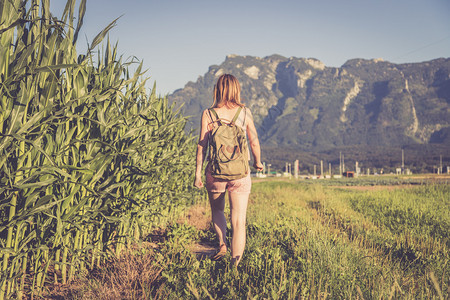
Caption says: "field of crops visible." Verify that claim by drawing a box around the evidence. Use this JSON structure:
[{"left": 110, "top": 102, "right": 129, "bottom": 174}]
[
  {"left": 45, "top": 176, "right": 449, "bottom": 299},
  {"left": 0, "top": 1, "right": 198, "bottom": 298}
]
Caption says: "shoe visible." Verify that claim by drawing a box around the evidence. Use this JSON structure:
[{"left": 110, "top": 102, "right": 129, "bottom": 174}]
[{"left": 211, "top": 244, "right": 227, "bottom": 261}]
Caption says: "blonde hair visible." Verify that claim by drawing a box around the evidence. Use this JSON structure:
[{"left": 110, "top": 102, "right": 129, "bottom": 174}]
[{"left": 212, "top": 74, "right": 244, "bottom": 108}]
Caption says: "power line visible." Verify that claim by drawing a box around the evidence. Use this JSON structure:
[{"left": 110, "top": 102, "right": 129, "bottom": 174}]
[{"left": 393, "top": 34, "right": 450, "bottom": 61}]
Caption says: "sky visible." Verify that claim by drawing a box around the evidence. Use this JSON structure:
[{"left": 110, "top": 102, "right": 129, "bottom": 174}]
[{"left": 51, "top": 0, "right": 450, "bottom": 95}]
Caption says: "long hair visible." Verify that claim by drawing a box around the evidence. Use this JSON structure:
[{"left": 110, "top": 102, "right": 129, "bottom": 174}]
[{"left": 212, "top": 74, "right": 244, "bottom": 108}]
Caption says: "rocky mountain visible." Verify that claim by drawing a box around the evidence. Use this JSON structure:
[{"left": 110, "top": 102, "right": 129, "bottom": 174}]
[{"left": 169, "top": 55, "right": 450, "bottom": 171}]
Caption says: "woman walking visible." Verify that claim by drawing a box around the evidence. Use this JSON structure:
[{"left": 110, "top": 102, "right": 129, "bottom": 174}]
[{"left": 194, "top": 74, "right": 263, "bottom": 266}]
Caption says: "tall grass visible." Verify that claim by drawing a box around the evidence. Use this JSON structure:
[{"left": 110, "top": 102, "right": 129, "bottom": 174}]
[
  {"left": 132, "top": 180, "right": 448, "bottom": 299},
  {"left": 0, "top": 0, "right": 198, "bottom": 298}
]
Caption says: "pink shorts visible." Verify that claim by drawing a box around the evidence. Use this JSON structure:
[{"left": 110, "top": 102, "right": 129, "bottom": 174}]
[{"left": 205, "top": 167, "right": 251, "bottom": 194}]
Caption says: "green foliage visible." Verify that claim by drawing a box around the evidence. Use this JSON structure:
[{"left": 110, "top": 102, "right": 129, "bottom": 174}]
[
  {"left": 0, "top": 0, "right": 198, "bottom": 298},
  {"left": 348, "top": 185, "right": 449, "bottom": 240},
  {"left": 128, "top": 180, "right": 448, "bottom": 299}
]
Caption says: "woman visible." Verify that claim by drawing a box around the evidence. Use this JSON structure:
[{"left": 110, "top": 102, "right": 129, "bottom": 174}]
[{"left": 194, "top": 74, "right": 263, "bottom": 266}]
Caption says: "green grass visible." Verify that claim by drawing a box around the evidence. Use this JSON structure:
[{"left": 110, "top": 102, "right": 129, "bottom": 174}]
[{"left": 46, "top": 178, "right": 449, "bottom": 299}]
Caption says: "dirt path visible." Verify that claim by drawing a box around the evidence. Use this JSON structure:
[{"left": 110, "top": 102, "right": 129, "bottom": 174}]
[{"left": 178, "top": 203, "right": 219, "bottom": 259}]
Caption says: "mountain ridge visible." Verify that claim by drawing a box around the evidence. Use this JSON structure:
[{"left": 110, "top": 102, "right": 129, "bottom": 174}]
[{"left": 169, "top": 55, "right": 450, "bottom": 171}]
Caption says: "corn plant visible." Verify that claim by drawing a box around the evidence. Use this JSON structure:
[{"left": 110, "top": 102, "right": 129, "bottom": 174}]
[{"left": 0, "top": 0, "right": 198, "bottom": 298}]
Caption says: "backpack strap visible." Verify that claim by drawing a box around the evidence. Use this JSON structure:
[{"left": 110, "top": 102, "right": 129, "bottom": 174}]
[
  {"left": 231, "top": 107, "right": 243, "bottom": 125},
  {"left": 207, "top": 109, "right": 215, "bottom": 123},
  {"left": 209, "top": 108, "right": 224, "bottom": 126},
  {"left": 209, "top": 107, "right": 243, "bottom": 126}
]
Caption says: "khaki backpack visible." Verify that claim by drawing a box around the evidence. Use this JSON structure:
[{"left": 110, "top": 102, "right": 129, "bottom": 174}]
[{"left": 208, "top": 107, "right": 249, "bottom": 180}]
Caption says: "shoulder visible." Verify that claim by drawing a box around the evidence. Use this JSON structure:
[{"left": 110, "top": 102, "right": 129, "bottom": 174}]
[
  {"left": 201, "top": 109, "right": 215, "bottom": 129},
  {"left": 238, "top": 107, "right": 252, "bottom": 128},
  {"left": 201, "top": 109, "right": 212, "bottom": 119},
  {"left": 243, "top": 107, "right": 254, "bottom": 120}
]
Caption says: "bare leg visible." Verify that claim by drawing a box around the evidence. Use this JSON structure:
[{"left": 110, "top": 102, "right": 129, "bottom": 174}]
[
  {"left": 208, "top": 191, "right": 227, "bottom": 248},
  {"left": 229, "top": 192, "right": 250, "bottom": 266}
]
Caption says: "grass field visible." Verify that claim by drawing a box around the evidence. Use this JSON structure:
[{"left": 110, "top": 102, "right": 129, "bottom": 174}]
[{"left": 46, "top": 176, "right": 449, "bottom": 299}]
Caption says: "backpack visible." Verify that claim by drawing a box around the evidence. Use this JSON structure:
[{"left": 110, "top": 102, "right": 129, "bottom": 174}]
[{"left": 208, "top": 107, "right": 249, "bottom": 180}]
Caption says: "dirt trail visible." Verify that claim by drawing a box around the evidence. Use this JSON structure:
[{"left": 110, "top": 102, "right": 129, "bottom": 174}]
[{"left": 178, "top": 204, "right": 219, "bottom": 259}]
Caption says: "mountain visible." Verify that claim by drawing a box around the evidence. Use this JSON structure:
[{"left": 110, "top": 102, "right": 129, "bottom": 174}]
[{"left": 169, "top": 55, "right": 450, "bottom": 172}]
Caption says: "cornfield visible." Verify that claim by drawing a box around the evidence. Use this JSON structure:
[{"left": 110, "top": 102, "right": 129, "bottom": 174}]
[{"left": 0, "top": 0, "right": 197, "bottom": 298}]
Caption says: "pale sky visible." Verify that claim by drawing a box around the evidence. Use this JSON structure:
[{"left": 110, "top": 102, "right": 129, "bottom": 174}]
[{"left": 51, "top": 0, "right": 450, "bottom": 95}]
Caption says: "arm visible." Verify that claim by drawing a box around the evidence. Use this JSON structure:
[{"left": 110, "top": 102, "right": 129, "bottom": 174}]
[
  {"left": 194, "top": 110, "right": 210, "bottom": 188},
  {"left": 246, "top": 109, "right": 264, "bottom": 171}
]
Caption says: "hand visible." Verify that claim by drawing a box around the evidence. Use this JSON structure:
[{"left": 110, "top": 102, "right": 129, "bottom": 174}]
[
  {"left": 253, "top": 161, "right": 264, "bottom": 172},
  {"left": 194, "top": 175, "right": 204, "bottom": 189}
]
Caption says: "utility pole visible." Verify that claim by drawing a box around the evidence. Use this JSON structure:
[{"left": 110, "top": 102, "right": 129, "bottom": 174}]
[
  {"left": 343, "top": 154, "right": 345, "bottom": 173},
  {"left": 402, "top": 149, "right": 405, "bottom": 174},
  {"left": 294, "top": 160, "right": 299, "bottom": 179},
  {"left": 320, "top": 160, "right": 323, "bottom": 178}
]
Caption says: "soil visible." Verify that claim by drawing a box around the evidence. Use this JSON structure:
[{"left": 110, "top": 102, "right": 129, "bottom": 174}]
[
  {"left": 189, "top": 242, "right": 218, "bottom": 259},
  {"left": 178, "top": 203, "right": 221, "bottom": 259},
  {"left": 178, "top": 203, "right": 211, "bottom": 231}
]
